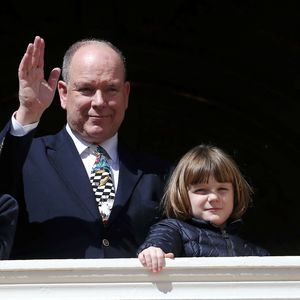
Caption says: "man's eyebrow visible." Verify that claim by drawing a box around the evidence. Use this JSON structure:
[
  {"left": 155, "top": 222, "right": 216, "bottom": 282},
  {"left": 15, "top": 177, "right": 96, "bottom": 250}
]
[{"left": 74, "top": 81, "right": 93, "bottom": 87}]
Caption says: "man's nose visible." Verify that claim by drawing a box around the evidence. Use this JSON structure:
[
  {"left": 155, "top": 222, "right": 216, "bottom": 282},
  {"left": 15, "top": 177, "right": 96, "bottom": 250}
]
[{"left": 92, "top": 90, "right": 105, "bottom": 106}]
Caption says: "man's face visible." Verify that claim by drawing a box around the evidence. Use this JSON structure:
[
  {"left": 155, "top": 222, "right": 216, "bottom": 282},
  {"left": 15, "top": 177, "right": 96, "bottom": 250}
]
[{"left": 58, "top": 44, "right": 130, "bottom": 144}]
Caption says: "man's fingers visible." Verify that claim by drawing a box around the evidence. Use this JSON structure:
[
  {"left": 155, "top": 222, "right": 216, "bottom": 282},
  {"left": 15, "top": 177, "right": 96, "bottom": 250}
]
[
  {"left": 47, "top": 68, "right": 61, "bottom": 90},
  {"left": 32, "top": 36, "right": 44, "bottom": 69},
  {"left": 37, "top": 37, "right": 45, "bottom": 70},
  {"left": 18, "top": 44, "right": 33, "bottom": 79}
]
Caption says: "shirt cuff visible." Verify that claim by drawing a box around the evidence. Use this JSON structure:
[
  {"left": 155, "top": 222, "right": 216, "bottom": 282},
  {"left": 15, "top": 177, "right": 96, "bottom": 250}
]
[{"left": 10, "top": 112, "right": 39, "bottom": 136}]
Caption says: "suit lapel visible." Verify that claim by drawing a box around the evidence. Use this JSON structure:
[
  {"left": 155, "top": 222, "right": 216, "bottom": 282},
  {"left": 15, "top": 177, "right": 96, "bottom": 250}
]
[
  {"left": 108, "top": 144, "right": 143, "bottom": 224},
  {"left": 44, "top": 131, "right": 144, "bottom": 224},
  {"left": 45, "top": 128, "right": 100, "bottom": 220}
]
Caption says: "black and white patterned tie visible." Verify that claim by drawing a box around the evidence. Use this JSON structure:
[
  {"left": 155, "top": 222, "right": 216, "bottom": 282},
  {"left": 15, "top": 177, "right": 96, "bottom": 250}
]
[{"left": 90, "top": 145, "right": 115, "bottom": 224}]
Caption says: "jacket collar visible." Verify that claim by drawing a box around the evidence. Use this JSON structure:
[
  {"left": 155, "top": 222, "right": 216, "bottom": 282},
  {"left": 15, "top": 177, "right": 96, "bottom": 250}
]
[
  {"left": 65, "top": 123, "right": 118, "bottom": 163},
  {"left": 189, "top": 217, "right": 243, "bottom": 233}
]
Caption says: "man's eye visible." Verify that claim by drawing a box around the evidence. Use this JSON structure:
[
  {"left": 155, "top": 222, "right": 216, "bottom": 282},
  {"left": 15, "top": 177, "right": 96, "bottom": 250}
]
[
  {"left": 79, "top": 87, "right": 91, "bottom": 92},
  {"left": 107, "top": 87, "right": 118, "bottom": 93},
  {"left": 78, "top": 87, "right": 94, "bottom": 95}
]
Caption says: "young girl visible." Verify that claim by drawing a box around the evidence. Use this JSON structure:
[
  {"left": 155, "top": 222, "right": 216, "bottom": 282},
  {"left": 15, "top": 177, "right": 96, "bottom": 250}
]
[{"left": 137, "top": 144, "right": 269, "bottom": 272}]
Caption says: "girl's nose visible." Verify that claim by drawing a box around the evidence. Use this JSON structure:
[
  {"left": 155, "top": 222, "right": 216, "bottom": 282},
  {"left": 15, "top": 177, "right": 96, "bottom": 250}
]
[{"left": 208, "top": 192, "right": 219, "bottom": 202}]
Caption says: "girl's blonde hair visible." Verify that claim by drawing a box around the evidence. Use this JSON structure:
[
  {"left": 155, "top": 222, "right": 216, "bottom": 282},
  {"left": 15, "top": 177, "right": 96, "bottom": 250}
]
[{"left": 163, "top": 144, "right": 252, "bottom": 220}]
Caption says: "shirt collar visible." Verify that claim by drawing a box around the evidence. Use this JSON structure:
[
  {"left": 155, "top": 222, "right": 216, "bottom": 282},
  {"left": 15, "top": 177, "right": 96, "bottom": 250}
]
[{"left": 65, "top": 124, "right": 118, "bottom": 163}]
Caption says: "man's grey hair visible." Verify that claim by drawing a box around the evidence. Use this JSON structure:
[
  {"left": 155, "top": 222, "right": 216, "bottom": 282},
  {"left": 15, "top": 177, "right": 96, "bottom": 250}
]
[{"left": 61, "top": 38, "right": 127, "bottom": 83}]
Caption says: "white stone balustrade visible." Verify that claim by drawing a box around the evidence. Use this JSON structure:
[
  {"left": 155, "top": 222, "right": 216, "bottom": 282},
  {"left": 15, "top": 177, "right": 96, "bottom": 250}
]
[{"left": 0, "top": 256, "right": 300, "bottom": 299}]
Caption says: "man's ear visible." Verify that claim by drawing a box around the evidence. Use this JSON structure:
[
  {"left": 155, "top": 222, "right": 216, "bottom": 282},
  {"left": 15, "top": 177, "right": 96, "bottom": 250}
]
[{"left": 57, "top": 80, "right": 68, "bottom": 109}]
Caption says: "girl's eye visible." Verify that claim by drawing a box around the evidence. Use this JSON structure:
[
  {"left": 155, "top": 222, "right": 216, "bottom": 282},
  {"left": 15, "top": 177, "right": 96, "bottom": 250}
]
[
  {"left": 195, "top": 189, "right": 207, "bottom": 194},
  {"left": 218, "top": 186, "right": 231, "bottom": 193}
]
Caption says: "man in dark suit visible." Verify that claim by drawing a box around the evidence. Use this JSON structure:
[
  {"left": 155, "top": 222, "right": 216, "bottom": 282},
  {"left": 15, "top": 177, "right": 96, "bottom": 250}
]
[
  {"left": 0, "top": 194, "right": 18, "bottom": 259},
  {"left": 0, "top": 36, "right": 170, "bottom": 259}
]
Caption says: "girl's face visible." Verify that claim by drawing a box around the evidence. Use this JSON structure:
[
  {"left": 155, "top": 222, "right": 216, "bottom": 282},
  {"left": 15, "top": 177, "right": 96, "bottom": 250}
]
[{"left": 188, "top": 176, "right": 234, "bottom": 228}]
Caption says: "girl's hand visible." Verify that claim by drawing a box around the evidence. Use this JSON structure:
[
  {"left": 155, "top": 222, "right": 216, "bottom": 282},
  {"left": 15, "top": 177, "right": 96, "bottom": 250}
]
[{"left": 138, "top": 246, "right": 174, "bottom": 273}]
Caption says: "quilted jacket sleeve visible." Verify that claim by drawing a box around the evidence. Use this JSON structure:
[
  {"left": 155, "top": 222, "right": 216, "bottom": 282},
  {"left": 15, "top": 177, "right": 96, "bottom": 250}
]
[
  {"left": 0, "top": 194, "right": 18, "bottom": 259},
  {"left": 137, "top": 218, "right": 183, "bottom": 256}
]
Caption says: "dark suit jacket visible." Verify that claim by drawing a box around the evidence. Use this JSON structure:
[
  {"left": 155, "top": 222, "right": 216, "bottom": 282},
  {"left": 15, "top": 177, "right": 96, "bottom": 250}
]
[
  {"left": 0, "top": 194, "right": 18, "bottom": 259},
  {"left": 0, "top": 122, "right": 170, "bottom": 259}
]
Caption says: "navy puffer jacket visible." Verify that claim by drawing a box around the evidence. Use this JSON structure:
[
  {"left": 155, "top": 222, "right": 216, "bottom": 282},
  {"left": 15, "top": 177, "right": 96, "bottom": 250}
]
[{"left": 137, "top": 218, "right": 269, "bottom": 257}]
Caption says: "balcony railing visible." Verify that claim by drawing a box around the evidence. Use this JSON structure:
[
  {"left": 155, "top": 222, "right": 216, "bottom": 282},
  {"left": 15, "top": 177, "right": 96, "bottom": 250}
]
[{"left": 0, "top": 256, "right": 300, "bottom": 299}]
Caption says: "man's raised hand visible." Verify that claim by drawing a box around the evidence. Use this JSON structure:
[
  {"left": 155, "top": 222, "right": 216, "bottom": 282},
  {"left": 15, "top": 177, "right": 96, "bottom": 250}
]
[{"left": 17, "top": 36, "right": 61, "bottom": 125}]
